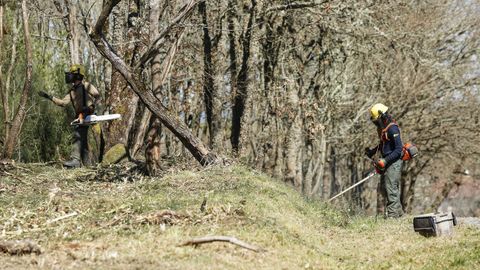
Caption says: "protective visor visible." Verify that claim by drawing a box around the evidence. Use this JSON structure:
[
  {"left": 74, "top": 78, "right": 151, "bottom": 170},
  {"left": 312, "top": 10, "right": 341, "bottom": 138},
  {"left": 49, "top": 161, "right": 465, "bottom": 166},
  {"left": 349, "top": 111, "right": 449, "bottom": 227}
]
[{"left": 65, "top": 72, "right": 75, "bottom": 84}]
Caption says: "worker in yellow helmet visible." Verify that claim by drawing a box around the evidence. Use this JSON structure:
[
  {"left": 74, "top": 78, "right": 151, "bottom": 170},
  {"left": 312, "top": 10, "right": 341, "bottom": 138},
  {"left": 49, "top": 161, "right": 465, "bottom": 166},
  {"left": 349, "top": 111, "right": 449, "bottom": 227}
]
[
  {"left": 38, "top": 64, "right": 101, "bottom": 168},
  {"left": 365, "top": 103, "right": 404, "bottom": 218}
]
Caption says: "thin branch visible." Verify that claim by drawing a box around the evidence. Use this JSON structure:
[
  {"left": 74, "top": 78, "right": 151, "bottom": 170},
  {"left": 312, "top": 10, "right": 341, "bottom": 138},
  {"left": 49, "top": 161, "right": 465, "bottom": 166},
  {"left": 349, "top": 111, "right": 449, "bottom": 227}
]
[
  {"left": 31, "top": 34, "right": 65, "bottom": 41},
  {"left": 179, "top": 236, "right": 264, "bottom": 252},
  {"left": 265, "top": 1, "right": 327, "bottom": 13},
  {"left": 46, "top": 212, "right": 78, "bottom": 224},
  {"left": 135, "top": 0, "right": 200, "bottom": 69},
  {"left": 93, "top": 0, "right": 121, "bottom": 36}
]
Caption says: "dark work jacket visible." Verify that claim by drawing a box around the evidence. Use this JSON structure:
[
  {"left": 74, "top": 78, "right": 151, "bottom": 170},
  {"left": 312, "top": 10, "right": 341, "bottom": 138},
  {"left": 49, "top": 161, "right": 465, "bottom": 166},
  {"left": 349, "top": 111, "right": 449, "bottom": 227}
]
[{"left": 379, "top": 124, "right": 403, "bottom": 166}]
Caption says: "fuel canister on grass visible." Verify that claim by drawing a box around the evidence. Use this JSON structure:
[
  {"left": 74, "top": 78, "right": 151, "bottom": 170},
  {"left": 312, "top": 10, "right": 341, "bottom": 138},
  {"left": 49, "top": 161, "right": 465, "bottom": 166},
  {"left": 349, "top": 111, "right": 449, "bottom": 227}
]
[{"left": 413, "top": 212, "right": 457, "bottom": 237}]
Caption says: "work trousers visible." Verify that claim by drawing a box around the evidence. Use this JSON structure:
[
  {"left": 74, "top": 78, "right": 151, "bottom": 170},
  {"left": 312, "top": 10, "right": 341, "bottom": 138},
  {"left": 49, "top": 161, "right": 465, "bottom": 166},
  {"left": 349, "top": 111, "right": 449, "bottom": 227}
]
[
  {"left": 71, "top": 125, "right": 89, "bottom": 166},
  {"left": 377, "top": 159, "right": 404, "bottom": 218}
]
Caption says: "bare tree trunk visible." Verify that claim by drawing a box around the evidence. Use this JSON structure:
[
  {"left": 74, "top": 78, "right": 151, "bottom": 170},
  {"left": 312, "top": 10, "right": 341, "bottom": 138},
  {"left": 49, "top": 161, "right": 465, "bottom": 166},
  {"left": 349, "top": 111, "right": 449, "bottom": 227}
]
[
  {"left": 129, "top": 0, "right": 164, "bottom": 158},
  {"left": 67, "top": 0, "right": 80, "bottom": 63},
  {"left": 199, "top": 1, "right": 219, "bottom": 149},
  {"left": 144, "top": 0, "right": 163, "bottom": 173},
  {"left": 146, "top": 118, "right": 162, "bottom": 175},
  {"left": 230, "top": 0, "right": 256, "bottom": 154},
  {"left": 90, "top": 0, "right": 217, "bottom": 166},
  {"left": 227, "top": 0, "right": 238, "bottom": 152},
  {"left": 130, "top": 106, "right": 152, "bottom": 157},
  {"left": 328, "top": 147, "right": 340, "bottom": 199},
  {"left": 0, "top": 5, "right": 19, "bottom": 147},
  {"left": 53, "top": 0, "right": 80, "bottom": 64},
  {"left": 310, "top": 127, "right": 327, "bottom": 197},
  {"left": 3, "top": 13, "right": 19, "bottom": 133},
  {"left": 2, "top": 0, "right": 32, "bottom": 159},
  {"left": 103, "top": 1, "right": 140, "bottom": 152},
  {"left": 284, "top": 77, "right": 302, "bottom": 191},
  {"left": 0, "top": 4, "right": 5, "bottom": 146}
]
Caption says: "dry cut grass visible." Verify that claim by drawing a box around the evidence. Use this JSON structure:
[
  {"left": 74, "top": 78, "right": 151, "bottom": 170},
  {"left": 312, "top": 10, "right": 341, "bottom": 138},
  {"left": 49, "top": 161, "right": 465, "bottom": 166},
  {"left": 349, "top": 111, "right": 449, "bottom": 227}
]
[{"left": 0, "top": 163, "right": 479, "bottom": 269}]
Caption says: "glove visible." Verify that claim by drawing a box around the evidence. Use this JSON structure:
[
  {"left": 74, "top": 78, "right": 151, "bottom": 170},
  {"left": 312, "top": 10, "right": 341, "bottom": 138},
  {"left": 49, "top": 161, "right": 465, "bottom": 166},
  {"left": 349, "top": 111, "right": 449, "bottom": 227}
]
[
  {"left": 38, "top": 91, "right": 52, "bottom": 100},
  {"left": 375, "top": 158, "right": 386, "bottom": 174},
  {"left": 82, "top": 105, "right": 95, "bottom": 115},
  {"left": 365, "top": 147, "right": 375, "bottom": 158}
]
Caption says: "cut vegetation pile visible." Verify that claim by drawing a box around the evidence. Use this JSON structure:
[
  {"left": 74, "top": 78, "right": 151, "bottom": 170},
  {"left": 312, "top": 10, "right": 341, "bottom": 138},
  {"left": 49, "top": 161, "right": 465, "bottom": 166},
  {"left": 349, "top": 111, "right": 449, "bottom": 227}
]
[{"left": 0, "top": 164, "right": 479, "bottom": 269}]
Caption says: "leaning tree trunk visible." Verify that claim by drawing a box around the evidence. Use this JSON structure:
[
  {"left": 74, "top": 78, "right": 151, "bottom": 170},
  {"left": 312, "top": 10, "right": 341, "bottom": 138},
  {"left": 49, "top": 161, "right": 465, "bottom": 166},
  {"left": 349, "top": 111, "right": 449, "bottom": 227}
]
[
  {"left": 90, "top": 0, "right": 217, "bottom": 166},
  {"left": 2, "top": 0, "right": 32, "bottom": 159}
]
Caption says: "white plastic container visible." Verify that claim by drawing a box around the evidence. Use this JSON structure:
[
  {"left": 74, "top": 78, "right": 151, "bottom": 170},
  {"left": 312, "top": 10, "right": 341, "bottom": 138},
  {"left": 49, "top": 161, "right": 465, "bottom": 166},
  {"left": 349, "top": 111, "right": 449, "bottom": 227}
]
[{"left": 413, "top": 212, "right": 457, "bottom": 237}]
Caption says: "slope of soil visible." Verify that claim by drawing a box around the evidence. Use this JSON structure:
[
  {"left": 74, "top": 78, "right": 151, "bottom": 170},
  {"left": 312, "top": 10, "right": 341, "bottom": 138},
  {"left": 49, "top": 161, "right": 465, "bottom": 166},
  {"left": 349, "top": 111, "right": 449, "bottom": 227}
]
[{"left": 0, "top": 164, "right": 479, "bottom": 269}]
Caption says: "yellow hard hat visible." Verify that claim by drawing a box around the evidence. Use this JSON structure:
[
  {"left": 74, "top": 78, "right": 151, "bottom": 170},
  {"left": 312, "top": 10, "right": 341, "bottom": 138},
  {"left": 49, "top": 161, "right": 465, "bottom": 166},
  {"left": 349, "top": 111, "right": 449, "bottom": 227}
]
[
  {"left": 370, "top": 103, "right": 388, "bottom": 120},
  {"left": 69, "top": 64, "right": 86, "bottom": 77}
]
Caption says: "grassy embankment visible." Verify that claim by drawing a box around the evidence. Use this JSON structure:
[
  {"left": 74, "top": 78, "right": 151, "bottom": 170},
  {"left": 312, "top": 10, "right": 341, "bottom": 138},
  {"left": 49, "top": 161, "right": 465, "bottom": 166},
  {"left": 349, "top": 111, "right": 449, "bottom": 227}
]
[{"left": 0, "top": 164, "right": 479, "bottom": 269}]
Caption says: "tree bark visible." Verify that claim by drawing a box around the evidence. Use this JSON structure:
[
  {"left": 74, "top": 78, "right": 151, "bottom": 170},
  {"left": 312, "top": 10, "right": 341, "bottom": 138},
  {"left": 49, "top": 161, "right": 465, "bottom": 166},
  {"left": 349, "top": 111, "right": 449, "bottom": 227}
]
[
  {"left": 2, "top": 0, "right": 32, "bottom": 159},
  {"left": 310, "top": 127, "right": 327, "bottom": 197},
  {"left": 53, "top": 0, "right": 81, "bottom": 64},
  {"left": 230, "top": 0, "right": 256, "bottom": 154},
  {"left": 143, "top": 0, "right": 163, "bottom": 173},
  {"left": 0, "top": 4, "right": 5, "bottom": 145},
  {"left": 145, "top": 117, "right": 162, "bottom": 175},
  {"left": 0, "top": 5, "right": 18, "bottom": 147},
  {"left": 199, "top": 1, "right": 219, "bottom": 149},
  {"left": 3, "top": 12, "right": 19, "bottom": 123},
  {"left": 284, "top": 77, "right": 302, "bottom": 191},
  {"left": 130, "top": 105, "right": 152, "bottom": 158},
  {"left": 89, "top": 0, "right": 217, "bottom": 166},
  {"left": 103, "top": 1, "right": 140, "bottom": 152}
]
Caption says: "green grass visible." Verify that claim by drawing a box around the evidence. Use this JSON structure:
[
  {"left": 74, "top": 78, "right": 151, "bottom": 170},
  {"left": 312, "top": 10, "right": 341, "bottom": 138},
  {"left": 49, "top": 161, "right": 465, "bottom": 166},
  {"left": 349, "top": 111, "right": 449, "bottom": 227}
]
[{"left": 0, "top": 164, "right": 479, "bottom": 269}]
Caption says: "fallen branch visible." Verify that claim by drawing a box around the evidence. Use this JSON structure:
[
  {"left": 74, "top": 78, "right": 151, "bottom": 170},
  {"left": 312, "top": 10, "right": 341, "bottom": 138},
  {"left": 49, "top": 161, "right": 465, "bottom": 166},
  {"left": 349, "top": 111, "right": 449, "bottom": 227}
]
[
  {"left": 1, "top": 171, "right": 26, "bottom": 184},
  {"left": 135, "top": 210, "right": 188, "bottom": 225},
  {"left": 180, "top": 236, "right": 264, "bottom": 252},
  {"left": 265, "top": 1, "right": 327, "bottom": 13},
  {"left": 0, "top": 239, "right": 41, "bottom": 255},
  {"left": 46, "top": 211, "right": 78, "bottom": 225}
]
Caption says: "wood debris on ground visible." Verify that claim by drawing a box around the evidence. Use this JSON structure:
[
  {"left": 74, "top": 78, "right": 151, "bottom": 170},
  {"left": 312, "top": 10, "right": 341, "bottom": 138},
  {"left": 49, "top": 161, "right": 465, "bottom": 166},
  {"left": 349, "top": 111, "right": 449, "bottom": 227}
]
[
  {"left": 0, "top": 239, "right": 42, "bottom": 255},
  {"left": 135, "top": 210, "right": 189, "bottom": 226},
  {"left": 180, "top": 236, "right": 264, "bottom": 252},
  {"left": 81, "top": 162, "right": 146, "bottom": 182}
]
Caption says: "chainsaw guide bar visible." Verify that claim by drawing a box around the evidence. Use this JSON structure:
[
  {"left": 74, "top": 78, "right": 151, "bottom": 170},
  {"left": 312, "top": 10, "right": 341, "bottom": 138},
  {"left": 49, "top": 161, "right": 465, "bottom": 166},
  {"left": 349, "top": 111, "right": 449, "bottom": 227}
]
[{"left": 70, "top": 114, "right": 122, "bottom": 126}]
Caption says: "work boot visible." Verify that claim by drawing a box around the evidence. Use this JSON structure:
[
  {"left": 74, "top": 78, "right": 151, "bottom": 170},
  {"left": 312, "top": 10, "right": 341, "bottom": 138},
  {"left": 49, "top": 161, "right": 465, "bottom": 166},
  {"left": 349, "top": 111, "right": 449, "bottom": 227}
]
[{"left": 63, "top": 159, "right": 81, "bottom": 169}]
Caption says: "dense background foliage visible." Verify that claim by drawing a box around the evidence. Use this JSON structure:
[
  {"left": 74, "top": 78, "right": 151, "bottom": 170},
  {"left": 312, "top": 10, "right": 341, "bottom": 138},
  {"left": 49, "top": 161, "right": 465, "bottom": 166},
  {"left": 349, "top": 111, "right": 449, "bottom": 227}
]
[{"left": 1, "top": 0, "right": 479, "bottom": 214}]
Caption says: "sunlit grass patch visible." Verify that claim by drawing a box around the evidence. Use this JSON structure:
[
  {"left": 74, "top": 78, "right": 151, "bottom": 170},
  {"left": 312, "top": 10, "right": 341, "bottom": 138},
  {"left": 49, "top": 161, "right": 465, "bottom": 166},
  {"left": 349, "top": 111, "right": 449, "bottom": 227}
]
[{"left": 0, "top": 164, "right": 478, "bottom": 269}]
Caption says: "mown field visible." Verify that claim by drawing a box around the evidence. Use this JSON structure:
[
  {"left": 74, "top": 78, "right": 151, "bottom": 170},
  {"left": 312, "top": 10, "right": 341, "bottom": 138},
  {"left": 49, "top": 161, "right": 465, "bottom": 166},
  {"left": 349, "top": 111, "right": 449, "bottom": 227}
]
[{"left": 1, "top": 164, "right": 479, "bottom": 269}]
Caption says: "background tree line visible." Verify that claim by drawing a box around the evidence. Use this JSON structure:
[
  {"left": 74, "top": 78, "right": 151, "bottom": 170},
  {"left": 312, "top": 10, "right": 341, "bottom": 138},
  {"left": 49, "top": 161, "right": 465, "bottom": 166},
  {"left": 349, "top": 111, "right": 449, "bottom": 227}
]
[{"left": 1, "top": 0, "right": 479, "bottom": 214}]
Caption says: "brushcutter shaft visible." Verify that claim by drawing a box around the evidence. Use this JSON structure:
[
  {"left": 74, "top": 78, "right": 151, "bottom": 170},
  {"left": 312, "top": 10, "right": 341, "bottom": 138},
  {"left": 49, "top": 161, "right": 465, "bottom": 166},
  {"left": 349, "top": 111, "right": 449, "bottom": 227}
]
[{"left": 328, "top": 171, "right": 377, "bottom": 202}]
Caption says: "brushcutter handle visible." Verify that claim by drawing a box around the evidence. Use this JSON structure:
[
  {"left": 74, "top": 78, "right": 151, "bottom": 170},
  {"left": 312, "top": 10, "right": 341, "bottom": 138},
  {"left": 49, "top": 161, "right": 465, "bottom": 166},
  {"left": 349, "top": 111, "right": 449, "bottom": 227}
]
[{"left": 364, "top": 156, "right": 384, "bottom": 175}]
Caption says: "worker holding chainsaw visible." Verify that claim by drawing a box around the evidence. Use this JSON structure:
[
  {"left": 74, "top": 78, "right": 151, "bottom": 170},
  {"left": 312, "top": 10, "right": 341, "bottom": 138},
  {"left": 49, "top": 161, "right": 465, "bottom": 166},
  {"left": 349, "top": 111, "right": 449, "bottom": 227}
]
[
  {"left": 365, "top": 103, "right": 404, "bottom": 218},
  {"left": 38, "top": 64, "right": 100, "bottom": 168}
]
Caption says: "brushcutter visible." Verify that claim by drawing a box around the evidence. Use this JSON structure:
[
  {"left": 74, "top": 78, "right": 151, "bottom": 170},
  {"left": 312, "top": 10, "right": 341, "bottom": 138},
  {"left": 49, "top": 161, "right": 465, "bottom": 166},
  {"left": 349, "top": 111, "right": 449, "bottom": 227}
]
[{"left": 328, "top": 170, "right": 377, "bottom": 202}]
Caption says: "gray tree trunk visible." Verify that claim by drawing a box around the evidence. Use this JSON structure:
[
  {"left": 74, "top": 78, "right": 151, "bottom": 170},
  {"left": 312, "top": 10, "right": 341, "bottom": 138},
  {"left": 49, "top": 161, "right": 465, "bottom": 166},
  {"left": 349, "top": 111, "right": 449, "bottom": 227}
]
[{"left": 2, "top": 0, "right": 32, "bottom": 159}]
